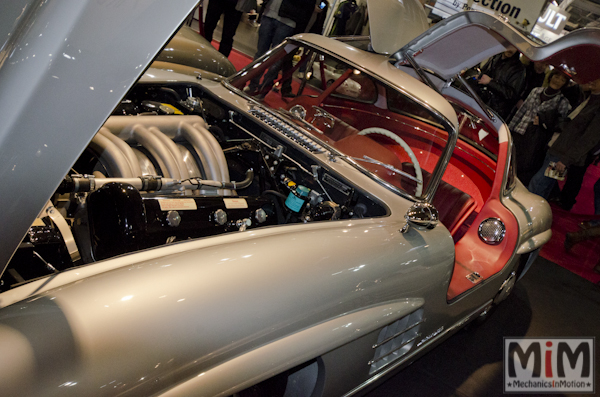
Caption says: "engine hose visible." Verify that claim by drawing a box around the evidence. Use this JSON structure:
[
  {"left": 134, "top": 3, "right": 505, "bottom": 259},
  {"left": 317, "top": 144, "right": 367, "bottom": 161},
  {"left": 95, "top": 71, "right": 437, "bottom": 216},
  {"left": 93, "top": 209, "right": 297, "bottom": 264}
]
[
  {"left": 159, "top": 87, "right": 181, "bottom": 102},
  {"left": 62, "top": 170, "right": 254, "bottom": 193},
  {"left": 214, "top": 169, "right": 254, "bottom": 190},
  {"left": 262, "top": 190, "right": 287, "bottom": 200}
]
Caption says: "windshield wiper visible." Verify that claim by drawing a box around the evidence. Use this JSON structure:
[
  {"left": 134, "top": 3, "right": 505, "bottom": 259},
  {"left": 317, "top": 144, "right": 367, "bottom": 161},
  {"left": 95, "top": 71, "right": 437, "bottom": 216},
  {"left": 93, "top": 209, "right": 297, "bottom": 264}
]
[{"left": 349, "top": 155, "right": 421, "bottom": 184}]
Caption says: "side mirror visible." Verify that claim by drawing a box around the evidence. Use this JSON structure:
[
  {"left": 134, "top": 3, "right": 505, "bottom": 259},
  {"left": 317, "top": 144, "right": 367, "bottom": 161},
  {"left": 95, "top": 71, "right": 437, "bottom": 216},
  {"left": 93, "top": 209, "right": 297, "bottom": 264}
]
[{"left": 400, "top": 202, "right": 439, "bottom": 233}]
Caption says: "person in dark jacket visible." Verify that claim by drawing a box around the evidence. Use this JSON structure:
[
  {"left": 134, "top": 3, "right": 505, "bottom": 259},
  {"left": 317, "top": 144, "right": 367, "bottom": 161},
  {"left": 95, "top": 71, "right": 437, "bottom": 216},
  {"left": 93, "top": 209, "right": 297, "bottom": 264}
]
[
  {"left": 517, "top": 60, "right": 548, "bottom": 108},
  {"left": 528, "top": 78, "right": 600, "bottom": 199},
  {"left": 476, "top": 46, "right": 526, "bottom": 120},
  {"left": 331, "top": 0, "right": 358, "bottom": 36},
  {"left": 509, "top": 70, "right": 571, "bottom": 185},
  {"left": 244, "top": 0, "right": 316, "bottom": 96},
  {"left": 308, "top": 1, "right": 329, "bottom": 34},
  {"left": 277, "top": 1, "right": 329, "bottom": 96},
  {"left": 550, "top": 82, "right": 595, "bottom": 210},
  {"left": 203, "top": 0, "right": 243, "bottom": 57}
]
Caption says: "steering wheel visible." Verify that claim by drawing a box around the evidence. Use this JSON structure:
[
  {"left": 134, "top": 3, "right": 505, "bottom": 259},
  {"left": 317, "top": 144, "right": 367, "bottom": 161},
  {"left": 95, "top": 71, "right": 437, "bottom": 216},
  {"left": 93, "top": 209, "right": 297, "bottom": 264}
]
[{"left": 358, "top": 127, "right": 424, "bottom": 196}]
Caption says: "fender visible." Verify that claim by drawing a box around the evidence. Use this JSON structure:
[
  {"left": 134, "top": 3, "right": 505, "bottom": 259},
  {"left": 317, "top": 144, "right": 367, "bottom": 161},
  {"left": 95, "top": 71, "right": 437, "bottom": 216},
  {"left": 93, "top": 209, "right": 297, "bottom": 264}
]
[{"left": 159, "top": 299, "right": 424, "bottom": 396}]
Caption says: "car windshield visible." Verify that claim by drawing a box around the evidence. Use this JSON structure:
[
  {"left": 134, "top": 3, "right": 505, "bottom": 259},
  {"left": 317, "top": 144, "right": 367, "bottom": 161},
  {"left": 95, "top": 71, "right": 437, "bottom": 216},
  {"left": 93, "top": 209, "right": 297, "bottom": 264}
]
[{"left": 228, "top": 40, "right": 453, "bottom": 198}]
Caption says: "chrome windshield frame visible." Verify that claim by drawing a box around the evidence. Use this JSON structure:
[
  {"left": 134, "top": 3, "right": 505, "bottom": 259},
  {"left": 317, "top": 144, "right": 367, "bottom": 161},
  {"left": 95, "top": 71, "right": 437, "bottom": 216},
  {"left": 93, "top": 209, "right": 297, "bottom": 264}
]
[{"left": 222, "top": 38, "right": 459, "bottom": 204}]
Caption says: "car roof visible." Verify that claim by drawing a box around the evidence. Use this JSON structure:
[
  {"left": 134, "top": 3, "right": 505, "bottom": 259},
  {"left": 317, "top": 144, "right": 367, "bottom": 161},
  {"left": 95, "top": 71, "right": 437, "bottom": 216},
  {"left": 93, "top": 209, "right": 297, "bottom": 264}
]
[
  {"left": 396, "top": 11, "right": 600, "bottom": 84},
  {"left": 366, "top": 0, "right": 429, "bottom": 55}
]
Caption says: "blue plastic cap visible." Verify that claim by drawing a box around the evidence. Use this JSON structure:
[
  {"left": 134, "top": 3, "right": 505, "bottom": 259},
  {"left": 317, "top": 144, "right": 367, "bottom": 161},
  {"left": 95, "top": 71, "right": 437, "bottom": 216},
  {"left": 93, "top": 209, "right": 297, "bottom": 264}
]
[{"left": 297, "top": 185, "right": 310, "bottom": 197}]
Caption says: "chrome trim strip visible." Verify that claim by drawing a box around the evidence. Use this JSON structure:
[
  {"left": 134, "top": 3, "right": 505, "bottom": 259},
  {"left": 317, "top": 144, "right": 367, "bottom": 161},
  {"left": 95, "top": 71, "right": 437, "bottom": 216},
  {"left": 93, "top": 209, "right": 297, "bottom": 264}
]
[
  {"left": 502, "top": 133, "right": 516, "bottom": 196},
  {"left": 371, "top": 319, "right": 425, "bottom": 349},
  {"left": 367, "top": 333, "right": 421, "bottom": 366}
]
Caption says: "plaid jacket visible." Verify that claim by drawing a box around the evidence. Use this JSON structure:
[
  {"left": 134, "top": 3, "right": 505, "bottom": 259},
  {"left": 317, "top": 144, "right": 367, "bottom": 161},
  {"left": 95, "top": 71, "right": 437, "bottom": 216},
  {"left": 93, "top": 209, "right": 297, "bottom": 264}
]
[{"left": 509, "top": 87, "right": 571, "bottom": 135}]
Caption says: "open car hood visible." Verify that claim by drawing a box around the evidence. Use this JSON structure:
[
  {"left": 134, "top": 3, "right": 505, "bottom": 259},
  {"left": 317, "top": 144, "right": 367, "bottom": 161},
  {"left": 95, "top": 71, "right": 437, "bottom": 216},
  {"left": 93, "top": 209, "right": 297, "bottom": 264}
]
[
  {"left": 394, "top": 11, "right": 600, "bottom": 84},
  {"left": 0, "top": 0, "right": 198, "bottom": 271},
  {"left": 367, "top": 0, "right": 429, "bottom": 55}
]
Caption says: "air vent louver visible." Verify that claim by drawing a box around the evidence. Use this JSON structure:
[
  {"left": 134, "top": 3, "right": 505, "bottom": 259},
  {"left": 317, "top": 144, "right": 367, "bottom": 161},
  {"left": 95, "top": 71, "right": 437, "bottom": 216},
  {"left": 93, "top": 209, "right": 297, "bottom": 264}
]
[
  {"left": 369, "top": 309, "right": 424, "bottom": 374},
  {"left": 249, "top": 107, "right": 324, "bottom": 153}
]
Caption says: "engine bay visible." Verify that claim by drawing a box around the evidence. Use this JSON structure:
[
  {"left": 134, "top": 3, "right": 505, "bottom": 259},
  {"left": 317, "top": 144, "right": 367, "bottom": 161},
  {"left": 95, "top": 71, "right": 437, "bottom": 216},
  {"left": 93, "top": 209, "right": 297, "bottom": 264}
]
[{"left": 1, "top": 82, "right": 387, "bottom": 292}]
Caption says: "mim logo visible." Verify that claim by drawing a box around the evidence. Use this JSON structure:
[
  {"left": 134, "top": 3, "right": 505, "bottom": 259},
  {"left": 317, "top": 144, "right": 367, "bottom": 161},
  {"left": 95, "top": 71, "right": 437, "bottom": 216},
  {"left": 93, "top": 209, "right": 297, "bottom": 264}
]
[{"left": 504, "top": 338, "right": 595, "bottom": 393}]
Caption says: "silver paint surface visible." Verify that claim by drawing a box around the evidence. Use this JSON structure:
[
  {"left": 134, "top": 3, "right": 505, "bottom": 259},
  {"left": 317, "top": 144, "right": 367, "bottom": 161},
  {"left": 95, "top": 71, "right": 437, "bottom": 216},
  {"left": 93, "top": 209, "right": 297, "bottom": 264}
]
[
  {"left": 0, "top": 5, "right": 565, "bottom": 397},
  {"left": 398, "top": 11, "right": 600, "bottom": 82},
  {"left": 0, "top": 218, "right": 454, "bottom": 396},
  {"left": 155, "top": 26, "right": 236, "bottom": 77},
  {"left": 367, "top": 0, "right": 429, "bottom": 54},
  {"left": 0, "top": 0, "right": 199, "bottom": 273}
]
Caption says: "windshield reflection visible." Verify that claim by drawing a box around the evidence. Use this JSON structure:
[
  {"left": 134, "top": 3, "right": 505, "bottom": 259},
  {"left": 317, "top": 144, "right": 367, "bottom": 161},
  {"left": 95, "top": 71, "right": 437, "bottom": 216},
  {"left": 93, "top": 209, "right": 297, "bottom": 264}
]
[{"left": 228, "top": 40, "right": 453, "bottom": 198}]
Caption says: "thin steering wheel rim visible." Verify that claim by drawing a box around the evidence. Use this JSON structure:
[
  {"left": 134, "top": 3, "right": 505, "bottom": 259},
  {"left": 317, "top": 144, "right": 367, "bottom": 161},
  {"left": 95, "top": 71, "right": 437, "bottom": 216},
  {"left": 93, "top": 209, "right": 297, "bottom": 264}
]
[{"left": 358, "top": 127, "right": 423, "bottom": 197}]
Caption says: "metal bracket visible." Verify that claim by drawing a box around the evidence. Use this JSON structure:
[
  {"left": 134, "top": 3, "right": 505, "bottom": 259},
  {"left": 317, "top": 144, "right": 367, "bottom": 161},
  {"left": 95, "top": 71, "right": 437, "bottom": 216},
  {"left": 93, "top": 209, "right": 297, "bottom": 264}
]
[{"left": 43, "top": 201, "right": 81, "bottom": 262}]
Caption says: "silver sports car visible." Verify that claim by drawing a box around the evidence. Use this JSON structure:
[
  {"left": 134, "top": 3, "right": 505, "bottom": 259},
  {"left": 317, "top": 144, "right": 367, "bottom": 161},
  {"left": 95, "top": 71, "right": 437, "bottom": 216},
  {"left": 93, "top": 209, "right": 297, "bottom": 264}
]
[{"left": 1, "top": 0, "right": 599, "bottom": 396}]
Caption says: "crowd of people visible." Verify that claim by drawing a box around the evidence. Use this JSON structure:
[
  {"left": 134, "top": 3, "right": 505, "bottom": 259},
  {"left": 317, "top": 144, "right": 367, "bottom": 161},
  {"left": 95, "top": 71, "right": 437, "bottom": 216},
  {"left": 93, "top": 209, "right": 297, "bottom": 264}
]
[
  {"left": 202, "top": 0, "right": 331, "bottom": 98},
  {"left": 202, "top": 0, "right": 331, "bottom": 58},
  {"left": 471, "top": 46, "right": 600, "bottom": 271}
]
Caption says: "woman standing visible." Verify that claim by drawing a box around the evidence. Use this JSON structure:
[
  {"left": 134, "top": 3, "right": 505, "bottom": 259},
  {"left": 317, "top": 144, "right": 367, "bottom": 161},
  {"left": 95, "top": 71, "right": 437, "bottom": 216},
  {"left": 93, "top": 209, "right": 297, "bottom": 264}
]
[{"left": 509, "top": 70, "right": 571, "bottom": 185}]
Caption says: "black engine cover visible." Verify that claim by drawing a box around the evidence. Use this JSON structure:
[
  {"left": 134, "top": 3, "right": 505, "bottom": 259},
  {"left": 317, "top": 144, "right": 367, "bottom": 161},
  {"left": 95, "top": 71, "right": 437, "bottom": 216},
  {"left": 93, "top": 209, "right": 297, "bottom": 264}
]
[{"left": 87, "top": 183, "right": 276, "bottom": 261}]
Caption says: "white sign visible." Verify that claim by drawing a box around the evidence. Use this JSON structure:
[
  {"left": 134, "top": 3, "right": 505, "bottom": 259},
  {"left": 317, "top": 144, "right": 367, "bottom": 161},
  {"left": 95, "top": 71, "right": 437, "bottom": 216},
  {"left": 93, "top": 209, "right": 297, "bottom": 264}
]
[
  {"left": 432, "top": 0, "right": 547, "bottom": 32},
  {"left": 223, "top": 198, "right": 248, "bottom": 209},
  {"left": 530, "top": 4, "right": 570, "bottom": 43},
  {"left": 537, "top": 4, "right": 570, "bottom": 32},
  {"left": 158, "top": 198, "right": 197, "bottom": 211}
]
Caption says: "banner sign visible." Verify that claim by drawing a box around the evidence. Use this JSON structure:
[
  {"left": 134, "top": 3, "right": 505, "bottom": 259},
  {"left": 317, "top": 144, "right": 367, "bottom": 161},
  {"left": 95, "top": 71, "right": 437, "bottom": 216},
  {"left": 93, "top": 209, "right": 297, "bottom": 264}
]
[
  {"left": 432, "top": 0, "right": 547, "bottom": 32},
  {"left": 531, "top": 4, "right": 571, "bottom": 43}
]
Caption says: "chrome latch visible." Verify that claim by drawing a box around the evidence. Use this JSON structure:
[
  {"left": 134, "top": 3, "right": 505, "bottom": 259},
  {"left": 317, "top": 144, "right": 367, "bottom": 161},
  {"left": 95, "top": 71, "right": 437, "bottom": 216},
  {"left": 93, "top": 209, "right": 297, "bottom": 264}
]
[{"left": 466, "top": 272, "right": 482, "bottom": 283}]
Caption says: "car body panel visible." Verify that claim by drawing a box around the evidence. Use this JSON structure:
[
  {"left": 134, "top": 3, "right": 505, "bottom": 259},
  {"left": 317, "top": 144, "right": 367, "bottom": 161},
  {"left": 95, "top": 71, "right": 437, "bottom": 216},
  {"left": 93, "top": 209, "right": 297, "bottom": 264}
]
[
  {"left": 158, "top": 299, "right": 424, "bottom": 397},
  {"left": 155, "top": 26, "right": 237, "bottom": 78},
  {"left": 0, "top": 0, "right": 199, "bottom": 274},
  {"left": 150, "top": 61, "right": 226, "bottom": 82},
  {"left": 397, "top": 11, "right": 600, "bottom": 83},
  {"left": 0, "top": 217, "right": 454, "bottom": 396},
  {"left": 366, "top": 0, "right": 429, "bottom": 55},
  {"left": 505, "top": 180, "right": 553, "bottom": 254}
]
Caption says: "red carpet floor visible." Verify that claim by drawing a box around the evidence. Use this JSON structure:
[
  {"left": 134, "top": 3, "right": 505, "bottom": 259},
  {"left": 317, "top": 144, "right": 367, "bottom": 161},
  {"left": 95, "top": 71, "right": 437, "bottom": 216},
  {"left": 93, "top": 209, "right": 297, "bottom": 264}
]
[
  {"left": 541, "top": 163, "right": 600, "bottom": 284},
  {"left": 213, "top": 37, "right": 600, "bottom": 283}
]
